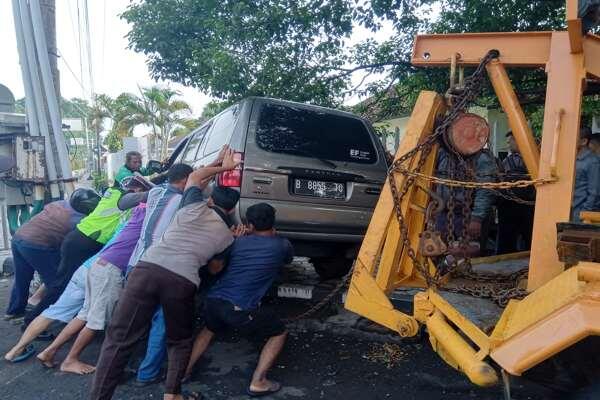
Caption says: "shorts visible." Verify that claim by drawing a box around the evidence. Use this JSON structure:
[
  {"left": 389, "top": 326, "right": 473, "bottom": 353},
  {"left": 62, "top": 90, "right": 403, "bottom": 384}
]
[
  {"left": 76, "top": 258, "right": 124, "bottom": 331},
  {"left": 41, "top": 265, "right": 88, "bottom": 323},
  {"left": 204, "top": 297, "right": 286, "bottom": 339}
]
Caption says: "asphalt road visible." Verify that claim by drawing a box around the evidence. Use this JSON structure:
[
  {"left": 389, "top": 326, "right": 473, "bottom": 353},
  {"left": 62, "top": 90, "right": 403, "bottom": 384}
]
[{"left": 0, "top": 274, "right": 546, "bottom": 400}]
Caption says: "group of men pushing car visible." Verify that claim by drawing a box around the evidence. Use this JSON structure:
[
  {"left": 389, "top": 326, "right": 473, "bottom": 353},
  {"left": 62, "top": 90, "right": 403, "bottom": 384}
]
[{"left": 3, "top": 146, "right": 290, "bottom": 400}]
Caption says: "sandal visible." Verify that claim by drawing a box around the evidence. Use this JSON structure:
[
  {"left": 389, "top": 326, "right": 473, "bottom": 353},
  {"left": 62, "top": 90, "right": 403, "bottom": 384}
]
[
  {"left": 7, "top": 344, "right": 35, "bottom": 363},
  {"left": 3, "top": 313, "right": 24, "bottom": 321},
  {"left": 34, "top": 330, "right": 54, "bottom": 341},
  {"left": 246, "top": 382, "right": 282, "bottom": 397},
  {"left": 181, "top": 391, "right": 202, "bottom": 400}
]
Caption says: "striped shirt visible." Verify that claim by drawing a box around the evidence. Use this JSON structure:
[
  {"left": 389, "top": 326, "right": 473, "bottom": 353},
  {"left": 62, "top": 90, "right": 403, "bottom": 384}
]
[{"left": 128, "top": 184, "right": 183, "bottom": 267}]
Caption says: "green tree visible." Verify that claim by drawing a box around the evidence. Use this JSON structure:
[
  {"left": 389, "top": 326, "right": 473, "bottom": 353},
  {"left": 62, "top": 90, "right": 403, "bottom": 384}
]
[
  {"left": 116, "top": 86, "right": 196, "bottom": 159},
  {"left": 122, "top": 0, "right": 600, "bottom": 128},
  {"left": 121, "top": 0, "right": 355, "bottom": 106}
]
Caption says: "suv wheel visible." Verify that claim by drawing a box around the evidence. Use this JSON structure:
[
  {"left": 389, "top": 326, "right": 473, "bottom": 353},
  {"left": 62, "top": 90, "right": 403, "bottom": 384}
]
[{"left": 312, "top": 256, "right": 353, "bottom": 280}]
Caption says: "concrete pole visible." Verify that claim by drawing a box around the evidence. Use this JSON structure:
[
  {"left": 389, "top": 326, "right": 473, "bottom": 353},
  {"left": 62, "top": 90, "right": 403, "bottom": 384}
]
[
  {"left": 39, "top": 0, "right": 60, "bottom": 99},
  {"left": 30, "top": 0, "right": 74, "bottom": 191},
  {"left": 11, "top": 0, "right": 40, "bottom": 138},
  {"left": 16, "top": 0, "right": 60, "bottom": 199}
]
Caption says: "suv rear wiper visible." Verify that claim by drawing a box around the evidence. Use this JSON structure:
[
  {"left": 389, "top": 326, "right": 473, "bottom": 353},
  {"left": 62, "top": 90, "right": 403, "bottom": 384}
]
[{"left": 270, "top": 147, "right": 337, "bottom": 169}]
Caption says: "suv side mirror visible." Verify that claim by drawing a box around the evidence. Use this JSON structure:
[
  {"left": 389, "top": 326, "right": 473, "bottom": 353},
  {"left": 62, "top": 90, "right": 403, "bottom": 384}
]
[{"left": 146, "top": 160, "right": 165, "bottom": 174}]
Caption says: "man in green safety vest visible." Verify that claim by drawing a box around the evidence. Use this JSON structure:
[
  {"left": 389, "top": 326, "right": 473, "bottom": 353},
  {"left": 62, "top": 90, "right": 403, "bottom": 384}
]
[{"left": 23, "top": 176, "right": 154, "bottom": 329}]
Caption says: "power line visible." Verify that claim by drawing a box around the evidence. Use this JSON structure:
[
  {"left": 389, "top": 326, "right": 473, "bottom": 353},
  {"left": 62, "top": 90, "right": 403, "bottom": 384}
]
[
  {"left": 82, "top": 0, "right": 94, "bottom": 99},
  {"left": 56, "top": 49, "right": 86, "bottom": 92},
  {"left": 76, "top": 0, "right": 85, "bottom": 97},
  {"left": 66, "top": 0, "right": 78, "bottom": 45}
]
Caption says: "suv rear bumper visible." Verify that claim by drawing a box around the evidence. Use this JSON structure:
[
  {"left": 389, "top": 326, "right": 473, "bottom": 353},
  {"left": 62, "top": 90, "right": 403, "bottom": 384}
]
[
  {"left": 239, "top": 198, "right": 372, "bottom": 242},
  {"left": 277, "top": 231, "right": 364, "bottom": 242}
]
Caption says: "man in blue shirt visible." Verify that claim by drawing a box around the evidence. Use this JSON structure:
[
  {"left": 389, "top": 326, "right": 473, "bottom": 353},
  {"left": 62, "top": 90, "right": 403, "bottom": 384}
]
[
  {"left": 185, "top": 203, "right": 293, "bottom": 397},
  {"left": 572, "top": 127, "right": 600, "bottom": 221}
]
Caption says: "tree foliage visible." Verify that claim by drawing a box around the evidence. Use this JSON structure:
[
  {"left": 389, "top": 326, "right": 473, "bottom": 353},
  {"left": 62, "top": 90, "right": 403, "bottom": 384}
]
[
  {"left": 122, "top": 0, "right": 355, "bottom": 106},
  {"left": 121, "top": 0, "right": 600, "bottom": 130}
]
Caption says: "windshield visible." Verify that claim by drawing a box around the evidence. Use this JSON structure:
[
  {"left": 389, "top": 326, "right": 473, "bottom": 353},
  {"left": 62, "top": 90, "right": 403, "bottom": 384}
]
[{"left": 256, "top": 103, "right": 378, "bottom": 164}]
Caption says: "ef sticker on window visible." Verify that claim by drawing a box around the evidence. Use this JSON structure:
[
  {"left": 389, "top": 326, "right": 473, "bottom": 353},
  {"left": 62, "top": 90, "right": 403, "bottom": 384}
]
[{"left": 349, "top": 149, "right": 370, "bottom": 160}]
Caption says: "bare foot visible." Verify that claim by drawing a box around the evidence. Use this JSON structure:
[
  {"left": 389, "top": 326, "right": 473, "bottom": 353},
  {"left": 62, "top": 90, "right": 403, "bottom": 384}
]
[
  {"left": 5, "top": 346, "right": 24, "bottom": 361},
  {"left": 249, "top": 379, "right": 281, "bottom": 394},
  {"left": 60, "top": 359, "right": 96, "bottom": 375},
  {"left": 36, "top": 349, "right": 57, "bottom": 368}
]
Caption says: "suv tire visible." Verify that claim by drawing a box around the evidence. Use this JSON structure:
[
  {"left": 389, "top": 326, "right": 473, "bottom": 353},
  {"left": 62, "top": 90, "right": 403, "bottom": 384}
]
[{"left": 312, "top": 256, "right": 353, "bottom": 280}]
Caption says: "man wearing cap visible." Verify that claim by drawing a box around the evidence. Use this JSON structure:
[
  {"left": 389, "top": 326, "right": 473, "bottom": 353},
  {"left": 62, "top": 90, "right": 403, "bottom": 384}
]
[
  {"left": 23, "top": 176, "right": 153, "bottom": 328},
  {"left": 90, "top": 148, "right": 241, "bottom": 400},
  {"left": 4, "top": 189, "right": 100, "bottom": 322}
]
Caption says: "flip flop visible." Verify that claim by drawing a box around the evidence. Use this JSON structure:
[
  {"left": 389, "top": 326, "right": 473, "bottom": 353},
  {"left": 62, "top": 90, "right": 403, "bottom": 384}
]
[
  {"left": 3, "top": 313, "right": 24, "bottom": 321},
  {"left": 246, "top": 383, "right": 282, "bottom": 398},
  {"left": 8, "top": 344, "right": 35, "bottom": 363},
  {"left": 132, "top": 374, "right": 163, "bottom": 387},
  {"left": 181, "top": 391, "right": 202, "bottom": 400}
]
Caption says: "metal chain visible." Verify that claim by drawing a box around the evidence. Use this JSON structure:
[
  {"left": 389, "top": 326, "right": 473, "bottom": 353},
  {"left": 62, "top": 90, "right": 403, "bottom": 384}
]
[
  {"left": 386, "top": 49, "right": 535, "bottom": 308},
  {"left": 283, "top": 50, "right": 532, "bottom": 321},
  {"left": 392, "top": 168, "right": 555, "bottom": 190},
  {"left": 443, "top": 284, "right": 527, "bottom": 308},
  {"left": 283, "top": 266, "right": 353, "bottom": 323},
  {"left": 388, "top": 49, "right": 500, "bottom": 289}
]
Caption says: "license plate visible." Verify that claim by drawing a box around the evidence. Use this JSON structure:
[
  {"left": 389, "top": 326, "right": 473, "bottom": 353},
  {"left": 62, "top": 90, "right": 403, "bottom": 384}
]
[{"left": 293, "top": 179, "right": 345, "bottom": 199}]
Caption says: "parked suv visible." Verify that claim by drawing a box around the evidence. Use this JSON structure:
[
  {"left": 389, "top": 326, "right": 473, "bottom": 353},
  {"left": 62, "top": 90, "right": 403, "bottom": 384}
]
[{"left": 174, "top": 97, "right": 388, "bottom": 278}]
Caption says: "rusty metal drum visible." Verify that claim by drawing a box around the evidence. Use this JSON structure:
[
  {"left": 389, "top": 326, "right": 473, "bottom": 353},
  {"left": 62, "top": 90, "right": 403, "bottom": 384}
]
[{"left": 446, "top": 113, "right": 490, "bottom": 156}]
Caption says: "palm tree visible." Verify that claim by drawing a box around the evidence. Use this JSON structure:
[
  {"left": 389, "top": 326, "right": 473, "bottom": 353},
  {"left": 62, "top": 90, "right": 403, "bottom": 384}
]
[{"left": 117, "top": 86, "right": 196, "bottom": 160}]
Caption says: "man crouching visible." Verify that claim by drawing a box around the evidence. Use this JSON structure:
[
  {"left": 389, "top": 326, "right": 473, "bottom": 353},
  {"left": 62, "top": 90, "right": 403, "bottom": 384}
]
[{"left": 185, "top": 202, "right": 293, "bottom": 397}]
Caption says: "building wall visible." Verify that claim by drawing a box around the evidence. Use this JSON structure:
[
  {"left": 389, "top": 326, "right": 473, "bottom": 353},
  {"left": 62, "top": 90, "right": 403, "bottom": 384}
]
[{"left": 374, "top": 116, "right": 410, "bottom": 153}]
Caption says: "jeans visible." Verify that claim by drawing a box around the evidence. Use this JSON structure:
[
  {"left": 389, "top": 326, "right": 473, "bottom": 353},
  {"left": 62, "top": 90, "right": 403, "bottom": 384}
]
[
  {"left": 24, "top": 229, "right": 103, "bottom": 326},
  {"left": 136, "top": 307, "right": 167, "bottom": 382},
  {"left": 6, "top": 239, "right": 60, "bottom": 315}
]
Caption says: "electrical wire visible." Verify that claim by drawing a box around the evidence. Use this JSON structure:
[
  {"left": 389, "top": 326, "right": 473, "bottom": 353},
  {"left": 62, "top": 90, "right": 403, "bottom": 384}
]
[
  {"left": 64, "top": 128, "right": 78, "bottom": 162},
  {"left": 76, "top": 0, "right": 85, "bottom": 94},
  {"left": 83, "top": 0, "right": 94, "bottom": 99},
  {"left": 56, "top": 49, "right": 86, "bottom": 92}
]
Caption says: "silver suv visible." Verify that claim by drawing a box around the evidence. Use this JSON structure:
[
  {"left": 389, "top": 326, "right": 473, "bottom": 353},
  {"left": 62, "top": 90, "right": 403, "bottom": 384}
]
[{"left": 173, "top": 97, "right": 387, "bottom": 278}]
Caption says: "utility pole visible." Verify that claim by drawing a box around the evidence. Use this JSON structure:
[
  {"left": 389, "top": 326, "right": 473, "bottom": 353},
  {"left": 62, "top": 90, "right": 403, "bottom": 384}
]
[
  {"left": 81, "top": 0, "right": 100, "bottom": 174},
  {"left": 40, "top": 0, "right": 59, "bottom": 100}
]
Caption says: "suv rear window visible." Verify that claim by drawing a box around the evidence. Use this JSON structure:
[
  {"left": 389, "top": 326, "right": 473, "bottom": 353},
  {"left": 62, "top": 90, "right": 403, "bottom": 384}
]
[{"left": 256, "top": 103, "right": 377, "bottom": 164}]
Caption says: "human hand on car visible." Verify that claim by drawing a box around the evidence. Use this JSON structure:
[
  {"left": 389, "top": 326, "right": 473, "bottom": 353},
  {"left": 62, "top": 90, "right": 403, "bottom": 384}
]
[
  {"left": 231, "top": 224, "right": 248, "bottom": 237},
  {"left": 216, "top": 144, "right": 230, "bottom": 164},
  {"left": 221, "top": 148, "right": 241, "bottom": 170}
]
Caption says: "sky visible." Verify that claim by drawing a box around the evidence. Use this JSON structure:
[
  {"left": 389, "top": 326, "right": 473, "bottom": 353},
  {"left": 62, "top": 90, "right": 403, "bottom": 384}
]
[
  {"left": 0, "top": 0, "right": 212, "bottom": 116},
  {"left": 0, "top": 1, "right": 432, "bottom": 118}
]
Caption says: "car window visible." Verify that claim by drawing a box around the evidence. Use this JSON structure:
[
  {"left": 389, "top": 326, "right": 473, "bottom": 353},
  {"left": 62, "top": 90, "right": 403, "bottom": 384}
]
[
  {"left": 203, "top": 105, "right": 239, "bottom": 156},
  {"left": 181, "top": 124, "right": 210, "bottom": 164},
  {"left": 256, "top": 103, "right": 377, "bottom": 164}
]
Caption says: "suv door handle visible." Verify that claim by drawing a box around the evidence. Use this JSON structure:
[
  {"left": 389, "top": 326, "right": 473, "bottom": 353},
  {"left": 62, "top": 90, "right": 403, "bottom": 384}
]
[{"left": 253, "top": 177, "right": 273, "bottom": 184}]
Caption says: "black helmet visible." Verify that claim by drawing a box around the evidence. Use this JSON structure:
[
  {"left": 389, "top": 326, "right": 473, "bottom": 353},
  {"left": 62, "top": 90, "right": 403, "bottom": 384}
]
[{"left": 70, "top": 188, "right": 101, "bottom": 215}]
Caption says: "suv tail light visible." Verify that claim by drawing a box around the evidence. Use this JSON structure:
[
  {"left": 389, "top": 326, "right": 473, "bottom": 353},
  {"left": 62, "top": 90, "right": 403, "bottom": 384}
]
[{"left": 217, "top": 152, "right": 244, "bottom": 187}]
